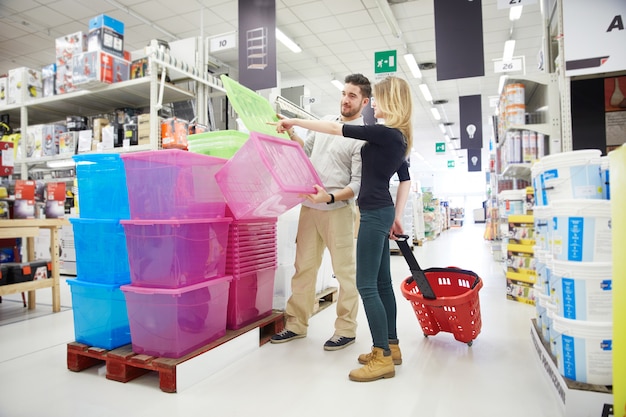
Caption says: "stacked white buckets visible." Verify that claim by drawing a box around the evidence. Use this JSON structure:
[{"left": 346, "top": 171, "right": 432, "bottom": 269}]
[{"left": 532, "top": 149, "right": 613, "bottom": 386}]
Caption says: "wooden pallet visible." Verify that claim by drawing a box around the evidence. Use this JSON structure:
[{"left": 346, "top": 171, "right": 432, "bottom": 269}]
[
  {"left": 313, "top": 286, "right": 338, "bottom": 315},
  {"left": 67, "top": 310, "right": 284, "bottom": 393}
]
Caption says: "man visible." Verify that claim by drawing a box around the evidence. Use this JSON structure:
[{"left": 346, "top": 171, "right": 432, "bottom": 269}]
[{"left": 271, "top": 73, "right": 371, "bottom": 350}]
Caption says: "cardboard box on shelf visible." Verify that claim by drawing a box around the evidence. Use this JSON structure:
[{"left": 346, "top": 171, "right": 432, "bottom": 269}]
[
  {"left": 8, "top": 67, "right": 42, "bottom": 104},
  {"left": 41, "top": 63, "right": 56, "bottom": 97},
  {"left": 130, "top": 58, "right": 149, "bottom": 79},
  {"left": 0, "top": 141, "right": 14, "bottom": 177},
  {"left": 137, "top": 113, "right": 150, "bottom": 145},
  {"left": 45, "top": 182, "right": 66, "bottom": 218},
  {"left": 72, "top": 51, "right": 130, "bottom": 88},
  {"left": 0, "top": 76, "right": 7, "bottom": 106},
  {"left": 14, "top": 180, "right": 36, "bottom": 219},
  {"left": 88, "top": 14, "right": 124, "bottom": 58},
  {"left": 41, "top": 124, "right": 67, "bottom": 157},
  {"left": 92, "top": 118, "right": 109, "bottom": 142},
  {"left": 54, "top": 31, "right": 86, "bottom": 95}
]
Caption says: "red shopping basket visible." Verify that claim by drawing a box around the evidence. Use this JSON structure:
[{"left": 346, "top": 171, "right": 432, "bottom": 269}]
[{"left": 396, "top": 235, "right": 483, "bottom": 346}]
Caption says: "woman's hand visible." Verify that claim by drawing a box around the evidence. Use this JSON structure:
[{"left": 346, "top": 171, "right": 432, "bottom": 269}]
[
  {"left": 304, "top": 184, "right": 331, "bottom": 204},
  {"left": 389, "top": 217, "right": 404, "bottom": 240},
  {"left": 269, "top": 116, "right": 296, "bottom": 135}
]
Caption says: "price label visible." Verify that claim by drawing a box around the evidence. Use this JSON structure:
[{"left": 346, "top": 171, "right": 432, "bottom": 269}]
[{"left": 493, "top": 57, "right": 524, "bottom": 74}]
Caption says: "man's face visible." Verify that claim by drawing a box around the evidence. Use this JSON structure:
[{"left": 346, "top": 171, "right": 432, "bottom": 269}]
[{"left": 340, "top": 83, "right": 367, "bottom": 119}]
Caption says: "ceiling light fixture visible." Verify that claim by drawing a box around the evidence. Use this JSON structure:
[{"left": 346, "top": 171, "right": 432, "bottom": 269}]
[
  {"left": 438, "top": 123, "right": 446, "bottom": 134},
  {"left": 403, "top": 53, "right": 422, "bottom": 79},
  {"left": 276, "top": 28, "right": 302, "bottom": 53},
  {"left": 331, "top": 78, "right": 343, "bottom": 91},
  {"left": 509, "top": 5, "right": 523, "bottom": 21},
  {"left": 502, "top": 39, "right": 516, "bottom": 62},
  {"left": 419, "top": 84, "right": 433, "bottom": 102},
  {"left": 430, "top": 107, "right": 441, "bottom": 120},
  {"left": 375, "top": 0, "right": 402, "bottom": 38}
]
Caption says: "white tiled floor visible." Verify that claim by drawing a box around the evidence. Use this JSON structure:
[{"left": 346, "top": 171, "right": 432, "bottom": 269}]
[{"left": 0, "top": 221, "right": 563, "bottom": 417}]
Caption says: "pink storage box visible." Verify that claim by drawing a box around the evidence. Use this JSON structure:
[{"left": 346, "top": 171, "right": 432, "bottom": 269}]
[
  {"left": 121, "top": 149, "right": 227, "bottom": 219},
  {"left": 121, "top": 218, "right": 231, "bottom": 288},
  {"left": 121, "top": 276, "right": 232, "bottom": 359},
  {"left": 215, "top": 132, "right": 322, "bottom": 219},
  {"left": 227, "top": 268, "right": 276, "bottom": 330}
]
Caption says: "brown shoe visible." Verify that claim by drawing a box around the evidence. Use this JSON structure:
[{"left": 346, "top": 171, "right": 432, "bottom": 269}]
[
  {"left": 349, "top": 347, "right": 395, "bottom": 382},
  {"left": 358, "top": 342, "right": 402, "bottom": 365}
]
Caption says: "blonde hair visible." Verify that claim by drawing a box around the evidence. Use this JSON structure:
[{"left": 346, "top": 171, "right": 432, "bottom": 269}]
[{"left": 373, "top": 76, "right": 413, "bottom": 157}]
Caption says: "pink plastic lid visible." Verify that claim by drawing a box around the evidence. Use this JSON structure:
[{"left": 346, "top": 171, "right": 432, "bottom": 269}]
[{"left": 121, "top": 275, "right": 232, "bottom": 296}]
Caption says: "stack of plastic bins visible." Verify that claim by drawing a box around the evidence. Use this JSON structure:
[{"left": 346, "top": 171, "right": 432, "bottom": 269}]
[
  {"left": 119, "top": 149, "right": 233, "bottom": 359},
  {"left": 68, "top": 154, "right": 132, "bottom": 350},
  {"left": 225, "top": 218, "right": 278, "bottom": 329}
]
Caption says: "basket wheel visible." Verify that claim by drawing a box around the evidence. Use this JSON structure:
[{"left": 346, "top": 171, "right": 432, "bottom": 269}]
[
  {"left": 467, "top": 340, "right": 473, "bottom": 347},
  {"left": 423, "top": 333, "right": 428, "bottom": 338}
]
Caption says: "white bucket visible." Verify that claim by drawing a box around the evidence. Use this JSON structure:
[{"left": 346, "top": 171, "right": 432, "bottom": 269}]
[
  {"left": 533, "top": 205, "right": 551, "bottom": 251},
  {"left": 531, "top": 161, "right": 545, "bottom": 206},
  {"left": 550, "top": 199, "right": 612, "bottom": 262},
  {"left": 536, "top": 291, "right": 551, "bottom": 342},
  {"left": 552, "top": 315, "right": 612, "bottom": 385},
  {"left": 498, "top": 189, "right": 526, "bottom": 216},
  {"left": 546, "top": 302, "right": 559, "bottom": 357},
  {"left": 540, "top": 149, "right": 603, "bottom": 204},
  {"left": 550, "top": 259, "right": 613, "bottom": 321},
  {"left": 600, "top": 156, "right": 610, "bottom": 200},
  {"left": 534, "top": 247, "right": 551, "bottom": 294}
]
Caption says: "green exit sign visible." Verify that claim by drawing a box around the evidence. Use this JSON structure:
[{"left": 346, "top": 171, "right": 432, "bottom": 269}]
[
  {"left": 447, "top": 160, "right": 455, "bottom": 168},
  {"left": 374, "top": 50, "right": 397, "bottom": 74},
  {"left": 435, "top": 142, "right": 446, "bottom": 153}
]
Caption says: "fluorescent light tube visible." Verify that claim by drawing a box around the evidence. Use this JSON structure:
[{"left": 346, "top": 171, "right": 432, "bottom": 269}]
[
  {"left": 403, "top": 53, "right": 422, "bottom": 79},
  {"left": 430, "top": 107, "right": 441, "bottom": 120},
  {"left": 509, "top": 6, "right": 523, "bottom": 21},
  {"left": 276, "top": 28, "right": 302, "bottom": 53},
  {"left": 331, "top": 79, "right": 343, "bottom": 91},
  {"left": 419, "top": 84, "right": 432, "bottom": 102},
  {"left": 375, "top": 0, "right": 402, "bottom": 38},
  {"left": 439, "top": 123, "right": 446, "bottom": 134},
  {"left": 502, "top": 39, "right": 516, "bottom": 62}
]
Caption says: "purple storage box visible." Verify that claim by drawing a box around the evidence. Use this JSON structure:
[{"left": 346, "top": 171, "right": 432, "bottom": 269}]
[
  {"left": 227, "top": 268, "right": 275, "bottom": 330},
  {"left": 121, "top": 149, "right": 227, "bottom": 219},
  {"left": 215, "top": 132, "right": 322, "bottom": 220},
  {"left": 121, "top": 276, "right": 232, "bottom": 359},
  {"left": 121, "top": 218, "right": 231, "bottom": 288}
]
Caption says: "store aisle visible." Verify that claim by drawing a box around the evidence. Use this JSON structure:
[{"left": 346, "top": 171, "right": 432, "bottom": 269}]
[{"left": 0, "top": 222, "right": 563, "bottom": 417}]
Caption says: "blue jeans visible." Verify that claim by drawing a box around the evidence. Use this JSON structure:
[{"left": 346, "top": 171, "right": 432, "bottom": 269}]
[{"left": 356, "top": 206, "right": 398, "bottom": 351}]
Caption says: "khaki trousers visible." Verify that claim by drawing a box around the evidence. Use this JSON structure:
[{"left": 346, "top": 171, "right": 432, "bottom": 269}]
[{"left": 284, "top": 204, "right": 358, "bottom": 337}]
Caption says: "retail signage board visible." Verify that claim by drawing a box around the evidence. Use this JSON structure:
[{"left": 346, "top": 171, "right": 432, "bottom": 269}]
[
  {"left": 563, "top": 0, "right": 626, "bottom": 76},
  {"left": 493, "top": 57, "right": 524, "bottom": 74},
  {"left": 497, "top": 0, "right": 537, "bottom": 8},
  {"left": 435, "top": 142, "right": 446, "bottom": 153},
  {"left": 209, "top": 32, "right": 237, "bottom": 53},
  {"left": 374, "top": 50, "right": 397, "bottom": 74}
]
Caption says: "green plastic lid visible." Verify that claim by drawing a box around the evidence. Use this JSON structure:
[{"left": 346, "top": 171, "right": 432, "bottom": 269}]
[{"left": 220, "top": 75, "right": 289, "bottom": 139}]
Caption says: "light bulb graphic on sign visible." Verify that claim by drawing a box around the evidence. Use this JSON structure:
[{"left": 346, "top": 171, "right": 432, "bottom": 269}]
[
  {"left": 471, "top": 156, "right": 478, "bottom": 166},
  {"left": 466, "top": 124, "right": 476, "bottom": 139}
]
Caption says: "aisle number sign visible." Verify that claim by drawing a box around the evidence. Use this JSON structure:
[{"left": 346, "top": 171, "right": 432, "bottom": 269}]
[
  {"left": 375, "top": 50, "right": 397, "bottom": 74},
  {"left": 448, "top": 160, "right": 455, "bottom": 168},
  {"left": 436, "top": 142, "right": 446, "bottom": 153}
]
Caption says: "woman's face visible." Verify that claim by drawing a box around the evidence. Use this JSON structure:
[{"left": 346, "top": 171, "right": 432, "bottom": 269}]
[{"left": 371, "top": 97, "right": 384, "bottom": 119}]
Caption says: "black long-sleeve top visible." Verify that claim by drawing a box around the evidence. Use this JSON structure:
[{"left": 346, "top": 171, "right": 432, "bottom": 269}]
[{"left": 342, "top": 124, "right": 410, "bottom": 210}]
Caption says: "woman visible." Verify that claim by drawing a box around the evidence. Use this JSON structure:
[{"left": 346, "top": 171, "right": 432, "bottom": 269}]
[{"left": 274, "top": 76, "right": 413, "bottom": 382}]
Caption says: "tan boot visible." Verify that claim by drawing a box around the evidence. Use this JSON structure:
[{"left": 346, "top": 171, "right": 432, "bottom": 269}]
[
  {"left": 349, "top": 347, "right": 395, "bottom": 382},
  {"left": 358, "top": 342, "right": 402, "bottom": 365}
]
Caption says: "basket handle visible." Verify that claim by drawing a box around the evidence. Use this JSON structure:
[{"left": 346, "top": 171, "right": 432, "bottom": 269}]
[{"left": 395, "top": 234, "right": 436, "bottom": 300}]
